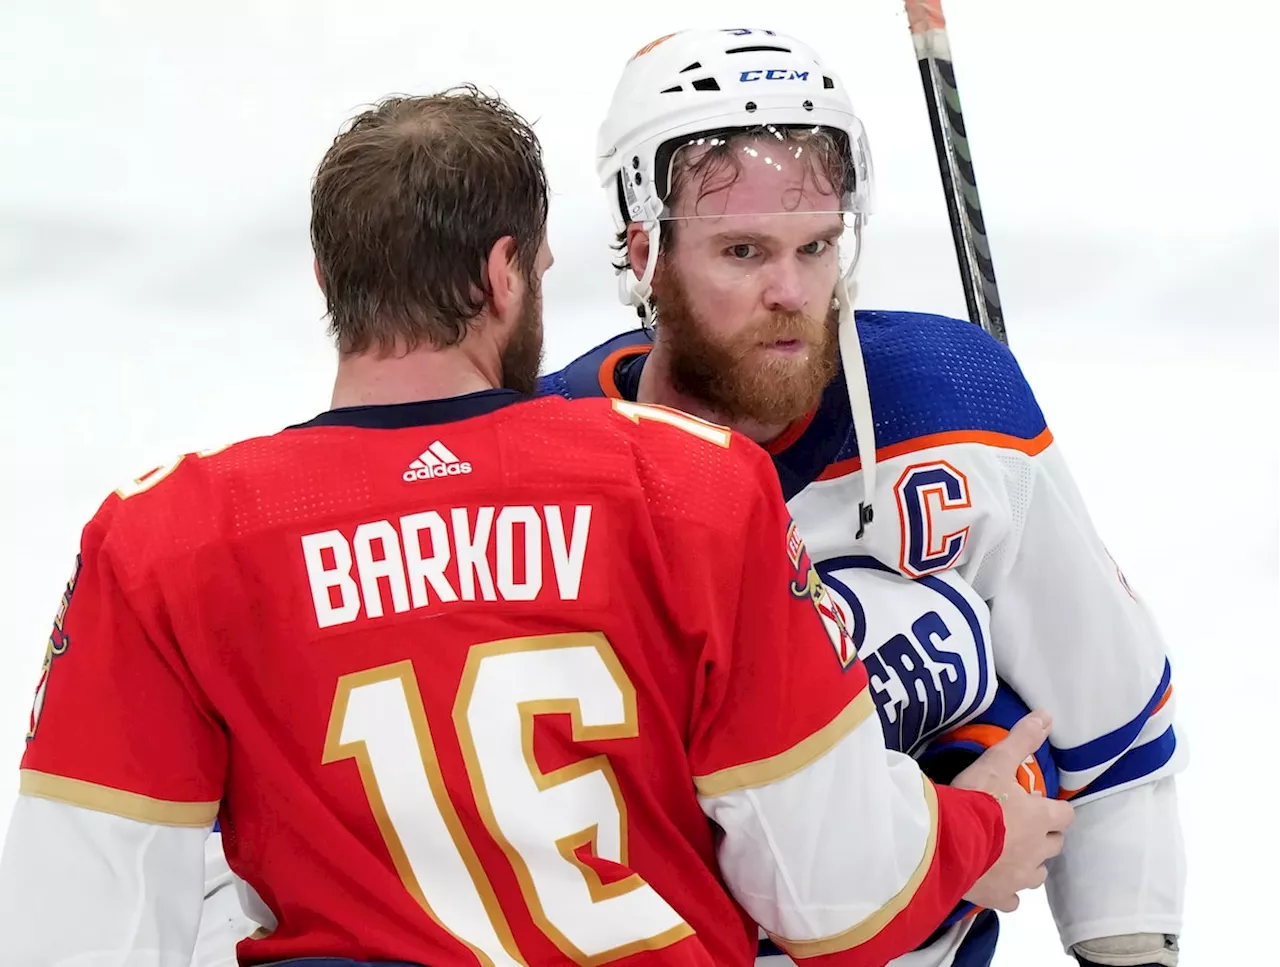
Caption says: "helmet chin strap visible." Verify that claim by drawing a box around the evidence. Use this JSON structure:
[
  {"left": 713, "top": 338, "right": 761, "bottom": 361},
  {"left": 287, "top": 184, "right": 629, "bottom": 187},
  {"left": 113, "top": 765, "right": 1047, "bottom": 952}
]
[
  {"left": 618, "top": 219, "right": 663, "bottom": 326},
  {"left": 618, "top": 174, "right": 665, "bottom": 313},
  {"left": 836, "top": 216, "right": 876, "bottom": 539}
]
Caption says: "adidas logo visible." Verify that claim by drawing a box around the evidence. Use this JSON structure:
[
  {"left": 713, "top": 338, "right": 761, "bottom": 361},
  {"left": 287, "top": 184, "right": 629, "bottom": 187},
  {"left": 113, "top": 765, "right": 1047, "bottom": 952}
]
[{"left": 403, "top": 441, "right": 472, "bottom": 481}]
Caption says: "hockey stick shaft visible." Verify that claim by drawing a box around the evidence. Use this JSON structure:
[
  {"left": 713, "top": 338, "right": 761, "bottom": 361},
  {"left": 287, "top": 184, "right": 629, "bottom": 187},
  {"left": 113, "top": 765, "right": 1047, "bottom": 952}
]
[{"left": 904, "top": 0, "right": 1007, "bottom": 344}]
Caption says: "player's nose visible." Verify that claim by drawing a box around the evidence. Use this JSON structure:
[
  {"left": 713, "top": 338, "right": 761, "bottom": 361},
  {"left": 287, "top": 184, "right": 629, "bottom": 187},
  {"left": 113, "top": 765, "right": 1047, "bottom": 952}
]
[{"left": 762, "top": 259, "right": 808, "bottom": 313}]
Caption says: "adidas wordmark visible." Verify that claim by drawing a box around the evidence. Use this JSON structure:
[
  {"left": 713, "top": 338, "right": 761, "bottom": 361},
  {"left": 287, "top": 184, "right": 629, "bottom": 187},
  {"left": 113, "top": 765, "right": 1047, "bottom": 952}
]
[{"left": 404, "top": 441, "right": 472, "bottom": 481}]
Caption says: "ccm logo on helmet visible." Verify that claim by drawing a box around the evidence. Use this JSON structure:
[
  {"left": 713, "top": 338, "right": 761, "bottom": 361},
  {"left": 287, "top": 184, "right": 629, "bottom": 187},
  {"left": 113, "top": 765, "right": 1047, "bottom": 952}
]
[{"left": 740, "top": 69, "right": 811, "bottom": 82}]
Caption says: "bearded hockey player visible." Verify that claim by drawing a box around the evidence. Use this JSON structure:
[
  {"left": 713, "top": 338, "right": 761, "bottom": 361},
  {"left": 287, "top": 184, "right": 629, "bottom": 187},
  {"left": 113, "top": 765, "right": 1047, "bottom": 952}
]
[{"left": 540, "top": 27, "right": 1186, "bottom": 967}]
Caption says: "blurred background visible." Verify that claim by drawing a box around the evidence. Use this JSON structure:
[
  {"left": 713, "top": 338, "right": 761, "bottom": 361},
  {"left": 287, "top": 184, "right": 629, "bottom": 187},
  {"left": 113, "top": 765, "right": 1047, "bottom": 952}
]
[{"left": 1, "top": 1, "right": 1276, "bottom": 961}]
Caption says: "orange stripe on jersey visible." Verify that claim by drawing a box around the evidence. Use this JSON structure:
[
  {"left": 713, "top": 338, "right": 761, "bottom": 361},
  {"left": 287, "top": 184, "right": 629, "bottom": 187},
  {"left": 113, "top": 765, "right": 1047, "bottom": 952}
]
[
  {"left": 768, "top": 775, "right": 941, "bottom": 956},
  {"left": 693, "top": 690, "right": 875, "bottom": 799},
  {"left": 817, "top": 427, "right": 1055, "bottom": 481},
  {"left": 20, "top": 769, "right": 219, "bottom": 828},
  {"left": 598, "top": 345, "right": 651, "bottom": 400},
  {"left": 765, "top": 408, "right": 818, "bottom": 455},
  {"left": 1152, "top": 685, "right": 1173, "bottom": 716}
]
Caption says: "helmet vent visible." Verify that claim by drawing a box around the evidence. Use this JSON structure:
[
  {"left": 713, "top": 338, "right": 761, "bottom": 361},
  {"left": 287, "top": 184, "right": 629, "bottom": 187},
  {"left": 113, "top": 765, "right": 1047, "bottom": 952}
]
[
  {"left": 725, "top": 44, "right": 791, "bottom": 54},
  {"left": 660, "top": 85, "right": 682, "bottom": 94},
  {"left": 679, "top": 62, "right": 703, "bottom": 73},
  {"left": 823, "top": 75, "right": 835, "bottom": 89},
  {"left": 691, "top": 77, "right": 721, "bottom": 91}
]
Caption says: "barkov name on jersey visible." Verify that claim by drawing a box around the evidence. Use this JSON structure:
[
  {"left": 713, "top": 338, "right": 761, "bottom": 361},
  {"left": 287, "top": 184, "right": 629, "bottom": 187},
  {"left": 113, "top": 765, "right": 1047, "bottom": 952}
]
[{"left": 302, "top": 503, "right": 593, "bottom": 629}]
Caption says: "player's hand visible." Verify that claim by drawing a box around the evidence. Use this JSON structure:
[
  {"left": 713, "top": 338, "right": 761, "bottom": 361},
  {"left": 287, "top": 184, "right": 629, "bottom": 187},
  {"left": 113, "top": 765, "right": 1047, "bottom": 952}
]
[{"left": 952, "top": 710, "right": 1074, "bottom": 912}]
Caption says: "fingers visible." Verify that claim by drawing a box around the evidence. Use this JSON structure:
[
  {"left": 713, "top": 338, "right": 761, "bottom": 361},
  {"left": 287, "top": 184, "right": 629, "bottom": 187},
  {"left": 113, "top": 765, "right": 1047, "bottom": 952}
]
[
  {"left": 975, "top": 710, "right": 1052, "bottom": 776},
  {"left": 1043, "top": 830, "right": 1066, "bottom": 860},
  {"left": 994, "top": 893, "right": 1020, "bottom": 913},
  {"left": 1042, "top": 797, "right": 1075, "bottom": 832}
]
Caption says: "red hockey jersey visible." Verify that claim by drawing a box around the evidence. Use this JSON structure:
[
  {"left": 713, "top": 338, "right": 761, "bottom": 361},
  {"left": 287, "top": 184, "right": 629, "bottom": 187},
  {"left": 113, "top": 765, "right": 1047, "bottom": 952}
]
[{"left": 10, "top": 390, "right": 1003, "bottom": 966}]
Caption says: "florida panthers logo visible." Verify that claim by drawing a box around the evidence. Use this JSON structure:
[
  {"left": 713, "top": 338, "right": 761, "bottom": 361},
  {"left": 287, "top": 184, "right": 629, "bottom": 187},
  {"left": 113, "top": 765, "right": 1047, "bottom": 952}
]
[
  {"left": 786, "top": 521, "right": 858, "bottom": 669},
  {"left": 28, "top": 554, "right": 81, "bottom": 740}
]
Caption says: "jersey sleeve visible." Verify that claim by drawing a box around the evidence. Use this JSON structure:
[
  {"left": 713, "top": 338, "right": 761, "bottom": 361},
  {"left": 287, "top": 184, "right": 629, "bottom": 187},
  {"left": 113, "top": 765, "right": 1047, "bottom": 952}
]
[
  {"left": 986, "top": 441, "right": 1184, "bottom": 803},
  {"left": 0, "top": 795, "right": 207, "bottom": 965},
  {"left": 984, "top": 440, "right": 1186, "bottom": 949},
  {"left": 19, "top": 493, "right": 226, "bottom": 826},
  {"left": 686, "top": 443, "right": 1006, "bottom": 965},
  {"left": 197, "top": 832, "right": 268, "bottom": 967}
]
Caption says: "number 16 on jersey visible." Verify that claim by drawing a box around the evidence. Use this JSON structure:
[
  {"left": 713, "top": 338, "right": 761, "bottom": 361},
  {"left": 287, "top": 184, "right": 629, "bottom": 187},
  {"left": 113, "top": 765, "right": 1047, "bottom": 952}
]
[{"left": 324, "top": 631, "right": 693, "bottom": 965}]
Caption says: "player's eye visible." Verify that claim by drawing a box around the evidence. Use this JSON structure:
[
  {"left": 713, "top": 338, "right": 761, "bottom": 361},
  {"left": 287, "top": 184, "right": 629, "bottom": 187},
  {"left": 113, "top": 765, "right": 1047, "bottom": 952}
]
[
  {"left": 726, "top": 243, "right": 759, "bottom": 260},
  {"left": 800, "top": 239, "right": 830, "bottom": 256}
]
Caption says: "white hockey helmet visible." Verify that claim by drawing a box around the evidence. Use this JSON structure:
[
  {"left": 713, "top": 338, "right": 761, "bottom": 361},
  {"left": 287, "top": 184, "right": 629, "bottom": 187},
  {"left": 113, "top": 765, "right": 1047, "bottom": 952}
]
[{"left": 596, "top": 27, "right": 880, "bottom": 535}]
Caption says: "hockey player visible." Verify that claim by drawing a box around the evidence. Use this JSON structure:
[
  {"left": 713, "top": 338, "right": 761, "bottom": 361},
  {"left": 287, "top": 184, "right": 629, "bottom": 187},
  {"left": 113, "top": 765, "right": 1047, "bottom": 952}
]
[
  {"left": 540, "top": 28, "right": 1186, "bottom": 967},
  {"left": 0, "top": 87, "right": 1072, "bottom": 967}
]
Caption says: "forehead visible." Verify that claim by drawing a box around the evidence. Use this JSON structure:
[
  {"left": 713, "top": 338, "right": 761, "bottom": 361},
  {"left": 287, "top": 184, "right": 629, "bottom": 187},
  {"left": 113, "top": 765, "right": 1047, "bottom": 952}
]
[
  {"left": 665, "top": 160, "right": 844, "bottom": 243},
  {"left": 668, "top": 137, "right": 843, "bottom": 217}
]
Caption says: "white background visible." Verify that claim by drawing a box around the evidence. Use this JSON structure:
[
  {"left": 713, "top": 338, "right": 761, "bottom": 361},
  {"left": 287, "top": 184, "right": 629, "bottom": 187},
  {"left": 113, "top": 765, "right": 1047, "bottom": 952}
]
[{"left": 1, "top": 1, "right": 1276, "bottom": 962}]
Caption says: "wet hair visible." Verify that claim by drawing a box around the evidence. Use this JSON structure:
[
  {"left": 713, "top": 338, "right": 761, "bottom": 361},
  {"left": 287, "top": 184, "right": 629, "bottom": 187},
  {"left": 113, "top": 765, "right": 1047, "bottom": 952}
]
[
  {"left": 311, "top": 85, "right": 549, "bottom": 355},
  {"left": 610, "top": 123, "right": 852, "bottom": 272}
]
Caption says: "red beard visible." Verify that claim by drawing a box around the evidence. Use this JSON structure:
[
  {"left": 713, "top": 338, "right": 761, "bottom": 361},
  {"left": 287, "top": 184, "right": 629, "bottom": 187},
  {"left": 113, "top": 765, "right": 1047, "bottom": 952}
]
[{"left": 650, "top": 260, "right": 838, "bottom": 426}]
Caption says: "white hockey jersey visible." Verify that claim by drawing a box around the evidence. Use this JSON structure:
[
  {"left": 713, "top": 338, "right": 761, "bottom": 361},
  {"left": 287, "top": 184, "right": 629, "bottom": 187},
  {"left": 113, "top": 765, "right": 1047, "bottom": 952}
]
[{"left": 540, "top": 309, "right": 1187, "bottom": 967}]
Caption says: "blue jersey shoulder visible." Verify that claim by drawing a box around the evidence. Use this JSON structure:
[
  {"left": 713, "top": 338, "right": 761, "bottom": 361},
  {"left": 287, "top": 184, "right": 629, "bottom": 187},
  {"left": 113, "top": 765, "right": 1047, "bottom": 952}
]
[
  {"left": 535, "top": 311, "right": 1047, "bottom": 496},
  {"left": 847, "top": 309, "right": 1048, "bottom": 456},
  {"left": 539, "top": 329, "right": 653, "bottom": 402}
]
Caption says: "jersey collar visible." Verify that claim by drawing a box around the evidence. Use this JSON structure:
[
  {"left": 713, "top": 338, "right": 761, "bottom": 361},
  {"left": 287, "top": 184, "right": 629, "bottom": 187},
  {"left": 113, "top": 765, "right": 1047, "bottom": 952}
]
[{"left": 289, "top": 389, "right": 529, "bottom": 430}]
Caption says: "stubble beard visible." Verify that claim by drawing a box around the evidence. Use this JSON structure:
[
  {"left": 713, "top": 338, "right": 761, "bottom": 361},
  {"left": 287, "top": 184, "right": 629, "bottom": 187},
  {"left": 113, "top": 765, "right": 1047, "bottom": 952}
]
[{"left": 499, "top": 276, "right": 545, "bottom": 396}]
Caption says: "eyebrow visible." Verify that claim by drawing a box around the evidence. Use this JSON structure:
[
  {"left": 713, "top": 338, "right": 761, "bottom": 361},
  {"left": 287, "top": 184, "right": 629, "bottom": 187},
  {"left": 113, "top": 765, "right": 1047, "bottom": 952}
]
[{"left": 708, "top": 223, "right": 844, "bottom": 246}]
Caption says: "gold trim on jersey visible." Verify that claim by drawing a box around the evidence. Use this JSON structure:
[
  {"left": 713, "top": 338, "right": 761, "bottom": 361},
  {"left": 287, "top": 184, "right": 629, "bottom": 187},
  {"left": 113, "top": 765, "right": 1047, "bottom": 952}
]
[
  {"left": 19, "top": 769, "right": 218, "bottom": 827},
  {"left": 455, "top": 632, "right": 694, "bottom": 965},
  {"left": 323, "top": 661, "right": 527, "bottom": 967},
  {"left": 554, "top": 824, "right": 646, "bottom": 905},
  {"left": 693, "top": 689, "right": 875, "bottom": 799},
  {"left": 768, "top": 776, "right": 941, "bottom": 958}
]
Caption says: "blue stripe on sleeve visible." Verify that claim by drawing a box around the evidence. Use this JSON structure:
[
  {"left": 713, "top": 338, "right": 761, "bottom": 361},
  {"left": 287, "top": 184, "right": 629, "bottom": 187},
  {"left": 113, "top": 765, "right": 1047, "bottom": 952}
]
[
  {"left": 1075, "top": 726, "right": 1178, "bottom": 798},
  {"left": 1052, "top": 659, "right": 1171, "bottom": 774}
]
